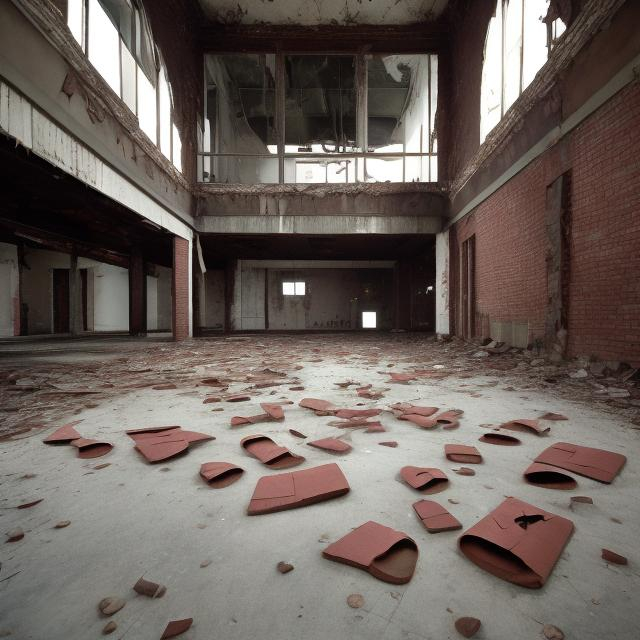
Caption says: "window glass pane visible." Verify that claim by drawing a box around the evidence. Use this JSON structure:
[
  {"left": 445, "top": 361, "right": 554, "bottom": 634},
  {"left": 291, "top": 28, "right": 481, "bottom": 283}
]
[
  {"left": 88, "top": 0, "right": 121, "bottom": 95},
  {"left": 480, "top": 0, "right": 503, "bottom": 142},
  {"left": 172, "top": 124, "right": 182, "bottom": 172},
  {"left": 522, "top": 0, "right": 548, "bottom": 89},
  {"left": 429, "top": 54, "right": 438, "bottom": 155},
  {"left": 121, "top": 42, "right": 137, "bottom": 112},
  {"left": 362, "top": 312, "right": 377, "bottom": 328},
  {"left": 285, "top": 55, "right": 357, "bottom": 154},
  {"left": 159, "top": 68, "right": 171, "bottom": 158},
  {"left": 503, "top": 0, "right": 523, "bottom": 111},
  {"left": 282, "top": 282, "right": 295, "bottom": 296},
  {"left": 294, "top": 282, "right": 306, "bottom": 295},
  {"left": 364, "top": 157, "right": 403, "bottom": 183},
  {"left": 137, "top": 64, "right": 157, "bottom": 142},
  {"left": 135, "top": 9, "right": 157, "bottom": 85},
  {"left": 67, "top": 0, "right": 84, "bottom": 48},
  {"left": 98, "top": 0, "right": 134, "bottom": 52}
]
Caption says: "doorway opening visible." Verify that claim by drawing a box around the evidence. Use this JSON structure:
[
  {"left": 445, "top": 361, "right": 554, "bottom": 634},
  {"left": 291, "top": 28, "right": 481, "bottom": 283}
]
[{"left": 362, "top": 311, "right": 377, "bottom": 329}]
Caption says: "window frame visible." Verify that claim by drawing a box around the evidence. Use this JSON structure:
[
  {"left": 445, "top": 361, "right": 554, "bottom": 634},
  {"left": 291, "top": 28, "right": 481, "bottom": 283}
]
[
  {"left": 282, "top": 281, "right": 306, "bottom": 296},
  {"left": 200, "top": 52, "right": 439, "bottom": 185}
]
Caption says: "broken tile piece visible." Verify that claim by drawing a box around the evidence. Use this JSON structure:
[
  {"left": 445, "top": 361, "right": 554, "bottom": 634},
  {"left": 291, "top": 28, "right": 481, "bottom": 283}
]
[
  {"left": 133, "top": 577, "right": 166, "bottom": 598},
  {"left": 102, "top": 621, "right": 117, "bottom": 635},
  {"left": 570, "top": 496, "right": 593, "bottom": 504},
  {"left": 160, "top": 618, "right": 193, "bottom": 639},
  {"left": 379, "top": 441, "right": 398, "bottom": 448},
  {"left": 6, "top": 528, "right": 24, "bottom": 543},
  {"left": 413, "top": 500, "right": 462, "bottom": 533},
  {"left": 199, "top": 462, "right": 244, "bottom": 488},
  {"left": 16, "top": 499, "right": 43, "bottom": 509},
  {"left": 453, "top": 467, "right": 476, "bottom": 476},
  {"left": 308, "top": 438, "right": 352, "bottom": 454},
  {"left": 542, "top": 624, "right": 565, "bottom": 639},
  {"left": 289, "top": 429, "right": 306, "bottom": 438},
  {"left": 241, "top": 434, "right": 305, "bottom": 469},
  {"left": 454, "top": 616, "right": 481, "bottom": 638},
  {"left": 277, "top": 562, "right": 294, "bottom": 574},
  {"left": 400, "top": 466, "right": 448, "bottom": 493},
  {"left": 445, "top": 444, "right": 482, "bottom": 464},
  {"left": 534, "top": 442, "right": 626, "bottom": 483},
  {"left": 54, "top": 520, "right": 71, "bottom": 529},
  {"left": 601, "top": 549, "right": 628, "bottom": 565}
]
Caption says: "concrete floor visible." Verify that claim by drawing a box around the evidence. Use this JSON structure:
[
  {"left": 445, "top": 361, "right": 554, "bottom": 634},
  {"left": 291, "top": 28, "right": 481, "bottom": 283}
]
[{"left": 0, "top": 334, "right": 638, "bottom": 639}]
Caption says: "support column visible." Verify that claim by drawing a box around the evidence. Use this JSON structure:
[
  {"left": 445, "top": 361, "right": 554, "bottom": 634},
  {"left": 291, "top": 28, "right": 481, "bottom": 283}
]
[
  {"left": 435, "top": 230, "right": 450, "bottom": 336},
  {"left": 172, "top": 236, "right": 191, "bottom": 341},
  {"left": 393, "top": 260, "right": 411, "bottom": 330},
  {"left": 129, "top": 249, "right": 147, "bottom": 336},
  {"left": 69, "top": 253, "right": 82, "bottom": 335}
]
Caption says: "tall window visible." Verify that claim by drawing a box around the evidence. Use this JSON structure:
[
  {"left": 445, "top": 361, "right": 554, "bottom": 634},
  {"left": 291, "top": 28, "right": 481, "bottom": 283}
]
[
  {"left": 480, "top": 0, "right": 566, "bottom": 143},
  {"left": 67, "top": 0, "right": 182, "bottom": 172},
  {"left": 201, "top": 53, "right": 438, "bottom": 184}
]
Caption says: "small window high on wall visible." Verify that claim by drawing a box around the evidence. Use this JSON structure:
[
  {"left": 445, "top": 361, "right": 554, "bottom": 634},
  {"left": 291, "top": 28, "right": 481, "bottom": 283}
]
[
  {"left": 67, "top": 0, "right": 183, "bottom": 172},
  {"left": 282, "top": 282, "right": 306, "bottom": 296},
  {"left": 480, "top": 0, "right": 565, "bottom": 143}
]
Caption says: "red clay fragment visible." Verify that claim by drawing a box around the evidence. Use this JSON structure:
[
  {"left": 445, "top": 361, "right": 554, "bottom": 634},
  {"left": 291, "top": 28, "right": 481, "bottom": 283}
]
[
  {"left": 459, "top": 497, "right": 574, "bottom": 588},
  {"left": 601, "top": 548, "right": 627, "bottom": 565},
  {"left": 523, "top": 463, "right": 577, "bottom": 490},
  {"left": 289, "top": 429, "right": 306, "bottom": 438},
  {"left": 133, "top": 577, "right": 166, "bottom": 598},
  {"left": 455, "top": 616, "right": 481, "bottom": 638},
  {"left": 226, "top": 395, "right": 251, "bottom": 402},
  {"left": 160, "top": 618, "right": 192, "bottom": 639},
  {"left": 540, "top": 413, "right": 568, "bottom": 421},
  {"left": 200, "top": 462, "right": 244, "bottom": 488},
  {"left": 334, "top": 408, "right": 381, "bottom": 419},
  {"left": 399, "top": 414, "right": 438, "bottom": 429},
  {"left": 308, "top": 438, "right": 352, "bottom": 454},
  {"left": 390, "top": 403, "right": 438, "bottom": 417},
  {"left": 500, "top": 419, "right": 549, "bottom": 435},
  {"left": 299, "top": 398, "right": 337, "bottom": 413},
  {"left": 241, "top": 434, "right": 305, "bottom": 469},
  {"left": 453, "top": 467, "right": 475, "bottom": 476},
  {"left": 388, "top": 373, "right": 417, "bottom": 383},
  {"left": 247, "top": 463, "right": 350, "bottom": 515},
  {"left": 400, "top": 467, "right": 449, "bottom": 493},
  {"left": 365, "top": 423, "right": 386, "bottom": 433},
  {"left": 152, "top": 383, "right": 177, "bottom": 390},
  {"left": 203, "top": 396, "right": 221, "bottom": 404},
  {"left": 534, "top": 442, "right": 626, "bottom": 483},
  {"left": 126, "top": 426, "right": 181, "bottom": 440},
  {"left": 479, "top": 431, "right": 521, "bottom": 446},
  {"left": 323, "top": 520, "right": 418, "bottom": 584},
  {"left": 445, "top": 445, "right": 482, "bottom": 464},
  {"left": 69, "top": 438, "right": 113, "bottom": 459},
  {"left": 413, "top": 500, "right": 462, "bottom": 533},
  {"left": 16, "top": 499, "right": 43, "bottom": 509},
  {"left": 379, "top": 441, "right": 398, "bottom": 448},
  {"left": 231, "top": 402, "right": 286, "bottom": 426},
  {"left": 43, "top": 422, "right": 82, "bottom": 444}
]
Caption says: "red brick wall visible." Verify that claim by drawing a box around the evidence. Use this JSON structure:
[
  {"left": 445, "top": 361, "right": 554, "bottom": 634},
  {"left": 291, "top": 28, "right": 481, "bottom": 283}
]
[
  {"left": 172, "top": 236, "right": 191, "bottom": 341},
  {"left": 452, "top": 81, "right": 640, "bottom": 365}
]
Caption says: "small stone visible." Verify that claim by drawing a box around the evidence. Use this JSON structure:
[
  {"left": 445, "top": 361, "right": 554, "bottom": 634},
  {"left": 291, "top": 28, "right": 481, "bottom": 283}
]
[
  {"left": 379, "top": 441, "right": 398, "bottom": 448},
  {"left": 277, "top": 562, "right": 294, "bottom": 574},
  {"left": 455, "top": 616, "right": 481, "bottom": 637},
  {"left": 601, "top": 548, "right": 628, "bottom": 565},
  {"left": 347, "top": 594, "right": 364, "bottom": 609},
  {"left": 196, "top": 523, "right": 207, "bottom": 529},
  {"left": 98, "top": 597, "right": 125, "bottom": 616},
  {"left": 21, "top": 473, "right": 36, "bottom": 479},
  {"left": 102, "top": 621, "right": 117, "bottom": 635},
  {"left": 200, "top": 559, "right": 212, "bottom": 568},
  {"left": 570, "top": 496, "right": 593, "bottom": 505},
  {"left": 54, "top": 521, "right": 71, "bottom": 529},
  {"left": 448, "top": 499, "right": 460, "bottom": 504},
  {"left": 472, "top": 351, "right": 489, "bottom": 358},
  {"left": 530, "top": 358, "right": 545, "bottom": 366},
  {"left": 94, "top": 463, "right": 110, "bottom": 470},
  {"left": 542, "top": 624, "right": 564, "bottom": 639},
  {"left": 6, "top": 528, "right": 24, "bottom": 543},
  {"left": 569, "top": 369, "right": 588, "bottom": 379},
  {"left": 453, "top": 467, "right": 475, "bottom": 476}
]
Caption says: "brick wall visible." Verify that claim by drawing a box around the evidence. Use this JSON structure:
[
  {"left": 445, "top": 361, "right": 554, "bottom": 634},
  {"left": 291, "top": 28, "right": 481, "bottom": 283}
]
[
  {"left": 452, "top": 82, "right": 640, "bottom": 365},
  {"left": 172, "top": 236, "right": 191, "bottom": 341}
]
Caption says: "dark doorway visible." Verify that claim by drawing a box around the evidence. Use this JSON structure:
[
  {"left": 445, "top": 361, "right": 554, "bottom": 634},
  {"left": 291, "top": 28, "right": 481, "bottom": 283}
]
[
  {"left": 52, "top": 268, "right": 70, "bottom": 333},
  {"left": 461, "top": 235, "right": 476, "bottom": 339},
  {"left": 80, "top": 268, "right": 88, "bottom": 331}
]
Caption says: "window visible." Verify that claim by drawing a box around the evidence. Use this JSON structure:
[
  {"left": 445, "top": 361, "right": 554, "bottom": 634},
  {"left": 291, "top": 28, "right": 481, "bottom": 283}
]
[
  {"left": 282, "top": 282, "right": 306, "bottom": 296},
  {"left": 362, "top": 312, "right": 377, "bottom": 329},
  {"left": 480, "top": 0, "right": 565, "bottom": 143},
  {"left": 66, "top": 0, "right": 183, "bottom": 173},
  {"left": 201, "top": 53, "right": 438, "bottom": 184}
]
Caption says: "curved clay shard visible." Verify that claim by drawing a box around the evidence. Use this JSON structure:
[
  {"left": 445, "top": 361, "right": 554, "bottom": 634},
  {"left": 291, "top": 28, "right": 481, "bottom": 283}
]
[
  {"left": 299, "top": 398, "right": 337, "bottom": 413},
  {"left": 69, "top": 438, "right": 113, "bottom": 459},
  {"left": 523, "top": 463, "right": 577, "bottom": 490},
  {"left": 379, "top": 441, "right": 398, "bottom": 448},
  {"left": 399, "top": 414, "right": 438, "bottom": 429},
  {"left": 289, "top": 429, "right": 306, "bottom": 438},
  {"left": 500, "top": 419, "right": 549, "bottom": 435},
  {"left": 16, "top": 499, "right": 43, "bottom": 509},
  {"left": 334, "top": 408, "right": 381, "bottom": 419},
  {"left": 241, "top": 434, "right": 305, "bottom": 469},
  {"left": 445, "top": 444, "right": 482, "bottom": 464},
  {"left": 479, "top": 431, "right": 521, "bottom": 446},
  {"left": 390, "top": 403, "right": 438, "bottom": 417},
  {"left": 247, "top": 463, "right": 350, "bottom": 515},
  {"left": 388, "top": 373, "right": 417, "bottom": 383},
  {"left": 459, "top": 497, "right": 574, "bottom": 588},
  {"left": 534, "top": 442, "right": 626, "bottom": 483},
  {"left": 400, "top": 467, "right": 449, "bottom": 493},
  {"left": 453, "top": 467, "right": 475, "bottom": 476},
  {"left": 413, "top": 500, "right": 462, "bottom": 533},
  {"left": 365, "top": 423, "right": 386, "bottom": 433},
  {"left": 199, "top": 462, "right": 244, "bottom": 488},
  {"left": 133, "top": 577, "right": 166, "bottom": 598},
  {"left": 160, "top": 618, "right": 193, "bottom": 639},
  {"left": 226, "top": 395, "right": 251, "bottom": 402},
  {"left": 230, "top": 403, "right": 286, "bottom": 426},
  {"left": 126, "top": 426, "right": 181, "bottom": 441},
  {"left": 323, "top": 520, "right": 418, "bottom": 584},
  {"left": 307, "top": 438, "right": 352, "bottom": 454},
  {"left": 135, "top": 437, "right": 189, "bottom": 463},
  {"left": 540, "top": 413, "right": 568, "bottom": 421},
  {"left": 436, "top": 410, "right": 464, "bottom": 429},
  {"left": 601, "top": 548, "right": 627, "bottom": 565},
  {"left": 43, "top": 422, "right": 82, "bottom": 444},
  {"left": 455, "top": 616, "right": 481, "bottom": 638}
]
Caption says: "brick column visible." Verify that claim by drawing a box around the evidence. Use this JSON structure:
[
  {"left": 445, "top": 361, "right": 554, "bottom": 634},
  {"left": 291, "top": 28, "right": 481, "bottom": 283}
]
[
  {"left": 172, "top": 236, "right": 190, "bottom": 341},
  {"left": 129, "top": 249, "right": 147, "bottom": 336}
]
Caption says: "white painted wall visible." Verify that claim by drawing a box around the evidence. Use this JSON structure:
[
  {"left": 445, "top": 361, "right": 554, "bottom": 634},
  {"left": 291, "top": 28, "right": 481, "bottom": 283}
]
[
  {"left": 435, "top": 229, "right": 450, "bottom": 335},
  {"left": 78, "top": 258, "right": 129, "bottom": 331},
  {"left": 0, "top": 242, "right": 19, "bottom": 337}
]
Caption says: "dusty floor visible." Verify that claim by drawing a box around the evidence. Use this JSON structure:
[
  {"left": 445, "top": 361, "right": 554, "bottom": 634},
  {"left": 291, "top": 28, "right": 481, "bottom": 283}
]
[{"left": 0, "top": 333, "right": 638, "bottom": 640}]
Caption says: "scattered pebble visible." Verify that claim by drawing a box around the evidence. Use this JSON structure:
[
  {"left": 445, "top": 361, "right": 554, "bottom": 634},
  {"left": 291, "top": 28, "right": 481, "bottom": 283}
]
[
  {"left": 98, "top": 597, "right": 125, "bottom": 616},
  {"left": 379, "top": 441, "right": 398, "bottom": 448},
  {"left": 6, "top": 528, "right": 24, "bottom": 543},
  {"left": 102, "top": 621, "right": 117, "bottom": 635},
  {"left": 277, "top": 562, "right": 294, "bottom": 574},
  {"left": 542, "top": 624, "right": 564, "bottom": 639},
  {"left": 570, "top": 496, "right": 593, "bottom": 504},
  {"left": 94, "top": 463, "right": 111, "bottom": 470},
  {"left": 455, "top": 616, "right": 481, "bottom": 638},
  {"left": 54, "top": 521, "right": 71, "bottom": 529},
  {"left": 200, "top": 559, "right": 212, "bottom": 568},
  {"left": 347, "top": 594, "right": 364, "bottom": 609},
  {"left": 453, "top": 467, "right": 476, "bottom": 476},
  {"left": 448, "top": 499, "right": 460, "bottom": 504}
]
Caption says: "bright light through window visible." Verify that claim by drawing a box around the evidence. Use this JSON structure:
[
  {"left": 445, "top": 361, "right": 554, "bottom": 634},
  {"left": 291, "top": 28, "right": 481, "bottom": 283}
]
[
  {"left": 88, "top": 0, "right": 121, "bottom": 95},
  {"left": 283, "top": 281, "right": 305, "bottom": 296},
  {"left": 67, "top": 0, "right": 84, "bottom": 47},
  {"left": 362, "top": 312, "right": 377, "bottom": 329}
]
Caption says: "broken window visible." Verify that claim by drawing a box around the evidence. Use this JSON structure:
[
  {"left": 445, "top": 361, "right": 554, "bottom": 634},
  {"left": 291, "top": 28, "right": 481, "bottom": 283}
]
[
  {"left": 480, "top": 0, "right": 565, "bottom": 143},
  {"left": 200, "top": 53, "right": 438, "bottom": 184},
  {"left": 362, "top": 312, "right": 377, "bottom": 329},
  {"left": 282, "top": 282, "right": 305, "bottom": 296},
  {"left": 66, "top": 0, "right": 182, "bottom": 173}
]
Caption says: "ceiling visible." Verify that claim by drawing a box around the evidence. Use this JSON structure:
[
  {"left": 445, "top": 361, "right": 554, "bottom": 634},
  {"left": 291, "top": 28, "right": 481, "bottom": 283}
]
[{"left": 197, "top": 0, "right": 450, "bottom": 26}]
